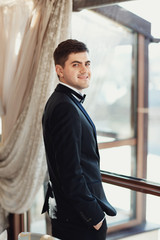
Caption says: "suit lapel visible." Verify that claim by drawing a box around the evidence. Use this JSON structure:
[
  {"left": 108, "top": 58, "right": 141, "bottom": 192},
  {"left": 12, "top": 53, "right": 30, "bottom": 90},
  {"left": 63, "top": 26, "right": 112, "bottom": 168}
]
[
  {"left": 71, "top": 97, "right": 97, "bottom": 135},
  {"left": 71, "top": 96, "right": 100, "bottom": 158},
  {"left": 55, "top": 84, "right": 96, "bottom": 136}
]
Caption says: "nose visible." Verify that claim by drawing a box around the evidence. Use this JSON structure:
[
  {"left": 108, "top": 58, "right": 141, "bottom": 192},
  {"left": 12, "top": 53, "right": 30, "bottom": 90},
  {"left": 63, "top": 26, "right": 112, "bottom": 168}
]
[{"left": 80, "top": 64, "right": 87, "bottom": 73}]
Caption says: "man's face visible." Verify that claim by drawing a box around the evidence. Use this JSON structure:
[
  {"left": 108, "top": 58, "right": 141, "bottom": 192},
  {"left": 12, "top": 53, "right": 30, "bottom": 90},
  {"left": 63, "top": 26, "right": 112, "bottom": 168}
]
[{"left": 56, "top": 51, "right": 91, "bottom": 91}]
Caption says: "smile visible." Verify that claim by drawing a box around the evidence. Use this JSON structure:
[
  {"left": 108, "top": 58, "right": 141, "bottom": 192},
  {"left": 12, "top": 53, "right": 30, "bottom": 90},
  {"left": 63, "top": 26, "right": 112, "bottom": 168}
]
[{"left": 78, "top": 75, "right": 89, "bottom": 79}]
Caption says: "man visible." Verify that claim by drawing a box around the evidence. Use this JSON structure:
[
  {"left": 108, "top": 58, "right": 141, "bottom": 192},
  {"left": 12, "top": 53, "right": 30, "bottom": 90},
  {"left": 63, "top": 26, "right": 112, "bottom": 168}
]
[{"left": 42, "top": 39, "right": 117, "bottom": 240}]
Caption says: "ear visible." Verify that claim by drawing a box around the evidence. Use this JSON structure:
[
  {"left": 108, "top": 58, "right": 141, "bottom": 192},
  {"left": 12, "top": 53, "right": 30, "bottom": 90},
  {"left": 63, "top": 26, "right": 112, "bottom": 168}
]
[{"left": 55, "top": 65, "right": 64, "bottom": 78}]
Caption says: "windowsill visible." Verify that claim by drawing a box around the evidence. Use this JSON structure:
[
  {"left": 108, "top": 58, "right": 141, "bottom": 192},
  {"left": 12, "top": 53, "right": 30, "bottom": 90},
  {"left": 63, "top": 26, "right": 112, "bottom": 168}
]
[{"left": 107, "top": 222, "right": 160, "bottom": 240}]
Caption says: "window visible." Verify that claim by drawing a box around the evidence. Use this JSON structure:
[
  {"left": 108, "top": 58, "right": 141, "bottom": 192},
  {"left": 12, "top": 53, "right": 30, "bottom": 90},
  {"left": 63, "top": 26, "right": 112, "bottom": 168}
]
[
  {"left": 71, "top": 5, "right": 158, "bottom": 233},
  {"left": 148, "top": 43, "right": 160, "bottom": 184},
  {"left": 72, "top": 7, "right": 139, "bottom": 231}
]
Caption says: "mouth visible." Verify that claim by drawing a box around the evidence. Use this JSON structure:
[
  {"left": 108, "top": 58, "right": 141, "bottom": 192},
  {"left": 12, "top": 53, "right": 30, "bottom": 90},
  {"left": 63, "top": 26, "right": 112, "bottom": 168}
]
[{"left": 78, "top": 75, "right": 89, "bottom": 80}]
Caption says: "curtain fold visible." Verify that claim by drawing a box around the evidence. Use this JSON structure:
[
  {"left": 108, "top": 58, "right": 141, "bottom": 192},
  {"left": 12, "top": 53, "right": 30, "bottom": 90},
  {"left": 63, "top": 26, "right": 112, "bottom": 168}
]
[{"left": 0, "top": 0, "right": 72, "bottom": 232}]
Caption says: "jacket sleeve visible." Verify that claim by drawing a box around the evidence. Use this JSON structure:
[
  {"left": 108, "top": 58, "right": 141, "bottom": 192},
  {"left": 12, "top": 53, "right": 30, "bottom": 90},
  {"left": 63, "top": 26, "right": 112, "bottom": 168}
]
[{"left": 49, "top": 102, "right": 105, "bottom": 226}]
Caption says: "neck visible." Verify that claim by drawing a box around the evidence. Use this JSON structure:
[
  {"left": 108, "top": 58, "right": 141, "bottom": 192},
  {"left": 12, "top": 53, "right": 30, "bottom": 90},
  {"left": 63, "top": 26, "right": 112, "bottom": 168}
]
[{"left": 59, "top": 82, "right": 83, "bottom": 95}]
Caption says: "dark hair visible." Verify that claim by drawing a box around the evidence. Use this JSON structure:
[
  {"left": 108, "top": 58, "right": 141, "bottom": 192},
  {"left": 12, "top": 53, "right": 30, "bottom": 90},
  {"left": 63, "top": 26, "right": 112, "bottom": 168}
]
[{"left": 53, "top": 39, "right": 89, "bottom": 67}]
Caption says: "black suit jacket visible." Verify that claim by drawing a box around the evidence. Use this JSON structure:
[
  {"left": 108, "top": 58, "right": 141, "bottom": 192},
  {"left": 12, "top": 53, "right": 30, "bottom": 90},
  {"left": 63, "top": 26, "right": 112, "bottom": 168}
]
[{"left": 42, "top": 84, "right": 116, "bottom": 229}]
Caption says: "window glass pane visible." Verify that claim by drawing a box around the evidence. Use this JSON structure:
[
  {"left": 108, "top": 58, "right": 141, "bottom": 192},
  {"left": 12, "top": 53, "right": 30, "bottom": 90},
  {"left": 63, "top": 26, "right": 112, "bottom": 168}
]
[
  {"left": 147, "top": 194, "right": 160, "bottom": 226},
  {"left": 103, "top": 183, "right": 136, "bottom": 227},
  {"left": 100, "top": 146, "right": 136, "bottom": 177},
  {"left": 147, "top": 43, "right": 160, "bottom": 184},
  {"left": 106, "top": 184, "right": 160, "bottom": 233},
  {"left": 72, "top": 10, "right": 137, "bottom": 141}
]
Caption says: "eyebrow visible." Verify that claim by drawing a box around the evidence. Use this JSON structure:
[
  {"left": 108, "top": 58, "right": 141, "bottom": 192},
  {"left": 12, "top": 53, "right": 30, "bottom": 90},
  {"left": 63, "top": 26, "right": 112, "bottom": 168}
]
[{"left": 71, "top": 60, "right": 91, "bottom": 64}]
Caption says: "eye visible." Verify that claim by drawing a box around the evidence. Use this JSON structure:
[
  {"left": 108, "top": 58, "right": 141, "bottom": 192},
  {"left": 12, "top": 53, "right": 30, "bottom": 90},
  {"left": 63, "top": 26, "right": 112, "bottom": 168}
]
[
  {"left": 86, "top": 62, "right": 91, "bottom": 67},
  {"left": 73, "top": 63, "right": 79, "bottom": 67}
]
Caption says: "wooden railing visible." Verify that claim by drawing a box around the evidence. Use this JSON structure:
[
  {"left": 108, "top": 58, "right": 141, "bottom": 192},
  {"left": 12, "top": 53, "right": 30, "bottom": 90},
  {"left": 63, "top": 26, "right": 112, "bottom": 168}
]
[{"left": 101, "top": 171, "right": 160, "bottom": 196}]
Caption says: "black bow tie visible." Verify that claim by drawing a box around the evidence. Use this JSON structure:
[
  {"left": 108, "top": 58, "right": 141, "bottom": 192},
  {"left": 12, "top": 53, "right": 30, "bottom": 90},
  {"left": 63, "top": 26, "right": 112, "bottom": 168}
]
[
  {"left": 79, "top": 94, "right": 86, "bottom": 103},
  {"left": 69, "top": 89, "right": 86, "bottom": 103}
]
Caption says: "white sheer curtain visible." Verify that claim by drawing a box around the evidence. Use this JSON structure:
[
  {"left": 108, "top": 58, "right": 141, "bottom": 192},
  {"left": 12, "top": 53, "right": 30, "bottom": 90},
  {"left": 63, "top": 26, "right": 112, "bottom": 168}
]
[{"left": 0, "top": 0, "right": 72, "bottom": 233}]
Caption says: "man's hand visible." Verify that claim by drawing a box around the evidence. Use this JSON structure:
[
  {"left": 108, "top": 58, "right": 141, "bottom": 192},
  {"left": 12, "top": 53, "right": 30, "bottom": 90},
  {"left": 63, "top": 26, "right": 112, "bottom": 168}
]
[{"left": 93, "top": 219, "right": 103, "bottom": 230}]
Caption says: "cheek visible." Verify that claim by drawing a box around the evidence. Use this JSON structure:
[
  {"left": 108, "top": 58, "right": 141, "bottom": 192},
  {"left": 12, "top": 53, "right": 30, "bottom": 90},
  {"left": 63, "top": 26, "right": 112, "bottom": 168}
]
[
  {"left": 88, "top": 71, "right": 91, "bottom": 79},
  {"left": 64, "top": 70, "right": 73, "bottom": 79},
  {"left": 68, "top": 69, "right": 75, "bottom": 76},
  {"left": 70, "top": 71, "right": 78, "bottom": 79}
]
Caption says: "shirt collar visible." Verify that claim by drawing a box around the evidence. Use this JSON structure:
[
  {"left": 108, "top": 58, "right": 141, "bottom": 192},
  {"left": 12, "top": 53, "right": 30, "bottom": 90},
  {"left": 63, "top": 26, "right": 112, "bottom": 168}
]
[{"left": 59, "top": 82, "right": 83, "bottom": 96}]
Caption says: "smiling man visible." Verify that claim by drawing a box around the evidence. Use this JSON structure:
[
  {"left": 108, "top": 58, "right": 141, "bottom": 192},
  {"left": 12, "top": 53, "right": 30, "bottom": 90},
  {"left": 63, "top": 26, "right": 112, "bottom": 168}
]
[{"left": 42, "top": 39, "right": 116, "bottom": 240}]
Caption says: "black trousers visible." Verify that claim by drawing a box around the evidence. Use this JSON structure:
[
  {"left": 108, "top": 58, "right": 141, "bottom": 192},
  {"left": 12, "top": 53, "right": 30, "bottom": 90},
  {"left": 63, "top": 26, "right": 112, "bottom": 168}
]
[{"left": 51, "top": 218, "right": 107, "bottom": 240}]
